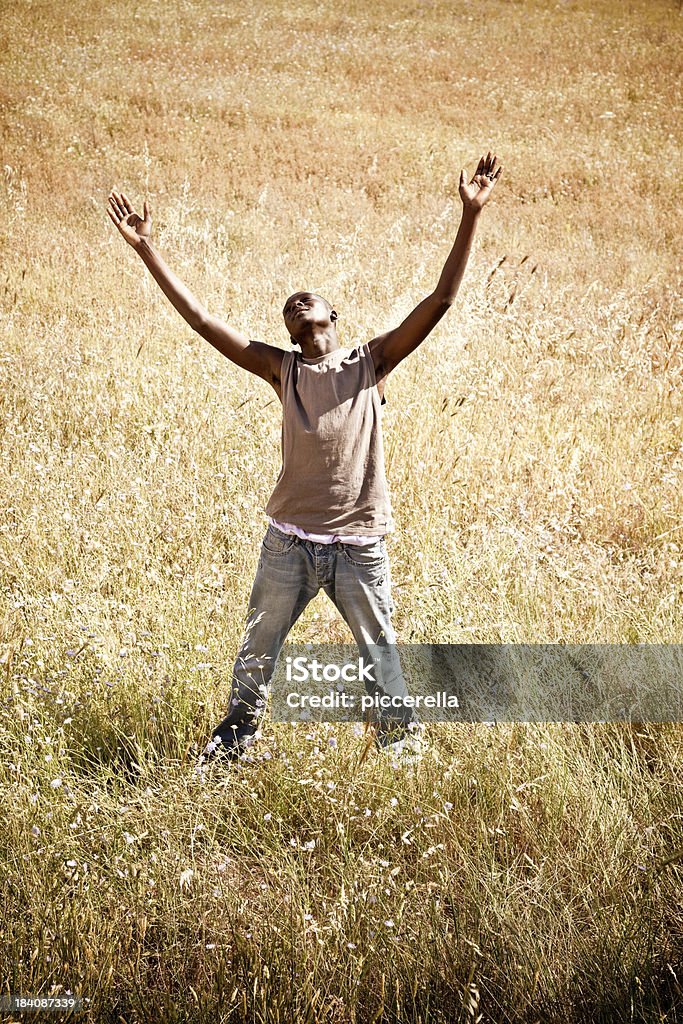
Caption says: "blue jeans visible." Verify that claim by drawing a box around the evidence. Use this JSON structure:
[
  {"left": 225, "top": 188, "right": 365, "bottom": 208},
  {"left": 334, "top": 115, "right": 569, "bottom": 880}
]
[{"left": 212, "top": 525, "right": 418, "bottom": 745}]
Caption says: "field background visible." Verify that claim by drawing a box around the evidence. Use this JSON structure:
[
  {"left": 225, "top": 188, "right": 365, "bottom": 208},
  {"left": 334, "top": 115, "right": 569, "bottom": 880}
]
[{"left": 1, "top": 0, "right": 682, "bottom": 1021}]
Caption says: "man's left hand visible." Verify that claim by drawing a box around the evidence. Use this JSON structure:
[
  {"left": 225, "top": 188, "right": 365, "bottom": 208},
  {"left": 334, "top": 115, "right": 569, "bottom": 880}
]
[{"left": 459, "top": 152, "right": 502, "bottom": 212}]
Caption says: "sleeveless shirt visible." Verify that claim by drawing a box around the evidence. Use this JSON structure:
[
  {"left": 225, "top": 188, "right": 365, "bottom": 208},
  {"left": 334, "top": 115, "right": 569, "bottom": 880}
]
[{"left": 264, "top": 344, "right": 394, "bottom": 536}]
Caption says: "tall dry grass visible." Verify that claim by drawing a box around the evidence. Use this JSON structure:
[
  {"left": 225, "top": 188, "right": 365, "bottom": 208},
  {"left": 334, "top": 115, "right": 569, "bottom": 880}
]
[{"left": 1, "top": 0, "right": 682, "bottom": 1020}]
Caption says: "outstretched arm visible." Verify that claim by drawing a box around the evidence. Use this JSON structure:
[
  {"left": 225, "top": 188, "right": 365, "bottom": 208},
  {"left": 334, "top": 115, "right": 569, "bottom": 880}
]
[
  {"left": 107, "top": 191, "right": 283, "bottom": 388},
  {"left": 369, "top": 152, "right": 502, "bottom": 380}
]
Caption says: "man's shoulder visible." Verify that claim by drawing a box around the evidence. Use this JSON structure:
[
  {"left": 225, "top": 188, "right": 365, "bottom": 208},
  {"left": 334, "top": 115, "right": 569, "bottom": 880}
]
[
  {"left": 342, "top": 344, "right": 388, "bottom": 405},
  {"left": 339, "top": 342, "right": 372, "bottom": 364}
]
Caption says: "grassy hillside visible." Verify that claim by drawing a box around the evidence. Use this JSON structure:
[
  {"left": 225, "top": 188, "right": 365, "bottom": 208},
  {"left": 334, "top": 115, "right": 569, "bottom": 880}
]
[{"left": 1, "top": 0, "right": 682, "bottom": 1020}]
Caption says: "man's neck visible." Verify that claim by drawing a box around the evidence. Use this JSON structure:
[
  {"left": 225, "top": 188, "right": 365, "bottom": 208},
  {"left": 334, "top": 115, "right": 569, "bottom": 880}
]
[{"left": 296, "top": 328, "right": 340, "bottom": 360}]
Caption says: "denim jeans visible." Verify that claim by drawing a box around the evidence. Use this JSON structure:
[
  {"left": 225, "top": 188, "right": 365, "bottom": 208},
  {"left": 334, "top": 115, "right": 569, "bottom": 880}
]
[{"left": 212, "top": 524, "right": 418, "bottom": 745}]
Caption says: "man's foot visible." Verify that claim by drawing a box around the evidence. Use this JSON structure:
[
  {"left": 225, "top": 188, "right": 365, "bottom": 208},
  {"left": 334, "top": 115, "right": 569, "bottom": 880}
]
[
  {"left": 375, "top": 722, "right": 428, "bottom": 765},
  {"left": 195, "top": 722, "right": 258, "bottom": 773}
]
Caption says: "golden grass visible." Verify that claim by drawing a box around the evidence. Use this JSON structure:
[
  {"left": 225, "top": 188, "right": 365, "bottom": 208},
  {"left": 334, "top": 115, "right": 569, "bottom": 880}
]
[{"left": 1, "top": 0, "right": 682, "bottom": 1020}]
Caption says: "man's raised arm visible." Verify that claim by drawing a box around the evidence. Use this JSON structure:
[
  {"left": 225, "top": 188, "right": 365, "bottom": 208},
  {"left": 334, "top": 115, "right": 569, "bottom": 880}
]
[
  {"left": 107, "top": 191, "right": 283, "bottom": 389},
  {"left": 369, "top": 152, "right": 502, "bottom": 381}
]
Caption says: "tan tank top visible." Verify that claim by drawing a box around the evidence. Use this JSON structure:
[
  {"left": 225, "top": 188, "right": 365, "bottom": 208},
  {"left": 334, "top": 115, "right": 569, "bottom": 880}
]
[{"left": 265, "top": 343, "right": 394, "bottom": 536}]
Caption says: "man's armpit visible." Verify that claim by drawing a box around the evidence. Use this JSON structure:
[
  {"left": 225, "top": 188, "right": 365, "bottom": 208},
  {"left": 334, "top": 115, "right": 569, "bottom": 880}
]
[{"left": 367, "top": 337, "right": 388, "bottom": 405}]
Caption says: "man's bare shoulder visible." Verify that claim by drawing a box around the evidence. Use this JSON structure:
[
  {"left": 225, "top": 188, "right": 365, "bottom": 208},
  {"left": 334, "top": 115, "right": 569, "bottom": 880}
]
[{"left": 248, "top": 340, "right": 286, "bottom": 381}]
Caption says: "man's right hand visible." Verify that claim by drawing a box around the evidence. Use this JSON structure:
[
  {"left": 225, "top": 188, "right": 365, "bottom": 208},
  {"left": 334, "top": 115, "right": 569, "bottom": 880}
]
[
  {"left": 107, "top": 190, "right": 152, "bottom": 249},
  {"left": 106, "top": 189, "right": 283, "bottom": 392}
]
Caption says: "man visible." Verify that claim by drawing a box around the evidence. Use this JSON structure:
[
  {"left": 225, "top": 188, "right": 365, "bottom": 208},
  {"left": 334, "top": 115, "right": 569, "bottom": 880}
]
[{"left": 107, "top": 151, "right": 502, "bottom": 766}]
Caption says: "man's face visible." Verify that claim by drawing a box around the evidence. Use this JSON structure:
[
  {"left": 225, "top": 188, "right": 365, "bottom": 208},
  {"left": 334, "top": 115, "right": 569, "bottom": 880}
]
[{"left": 282, "top": 292, "right": 335, "bottom": 341}]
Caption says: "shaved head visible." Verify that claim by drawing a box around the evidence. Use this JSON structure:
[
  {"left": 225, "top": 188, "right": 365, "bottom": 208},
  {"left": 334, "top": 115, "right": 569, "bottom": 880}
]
[{"left": 282, "top": 292, "right": 338, "bottom": 349}]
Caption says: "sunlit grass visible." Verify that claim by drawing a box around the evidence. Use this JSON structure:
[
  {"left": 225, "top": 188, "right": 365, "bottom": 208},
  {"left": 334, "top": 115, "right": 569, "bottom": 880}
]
[{"left": 1, "top": 0, "right": 682, "bottom": 1020}]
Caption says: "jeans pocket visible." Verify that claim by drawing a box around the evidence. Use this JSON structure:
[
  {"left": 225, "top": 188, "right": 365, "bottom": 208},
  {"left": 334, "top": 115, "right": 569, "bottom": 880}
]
[
  {"left": 262, "top": 525, "right": 297, "bottom": 555},
  {"left": 342, "top": 539, "right": 386, "bottom": 569}
]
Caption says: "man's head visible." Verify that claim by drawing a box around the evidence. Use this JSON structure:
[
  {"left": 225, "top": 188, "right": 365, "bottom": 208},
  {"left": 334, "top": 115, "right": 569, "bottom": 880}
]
[{"left": 283, "top": 291, "right": 337, "bottom": 345}]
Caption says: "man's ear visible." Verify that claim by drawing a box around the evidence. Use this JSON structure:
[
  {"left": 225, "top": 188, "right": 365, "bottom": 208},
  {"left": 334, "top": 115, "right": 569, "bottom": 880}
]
[{"left": 330, "top": 310, "right": 338, "bottom": 322}]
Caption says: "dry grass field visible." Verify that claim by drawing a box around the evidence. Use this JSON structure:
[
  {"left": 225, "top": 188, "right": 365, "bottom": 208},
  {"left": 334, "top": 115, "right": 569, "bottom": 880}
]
[{"left": 1, "top": 0, "right": 682, "bottom": 1020}]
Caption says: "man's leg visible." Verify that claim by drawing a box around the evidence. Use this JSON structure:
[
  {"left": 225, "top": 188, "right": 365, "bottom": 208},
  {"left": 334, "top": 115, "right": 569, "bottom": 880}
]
[
  {"left": 210, "top": 526, "right": 318, "bottom": 754},
  {"left": 326, "top": 540, "right": 420, "bottom": 742}
]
